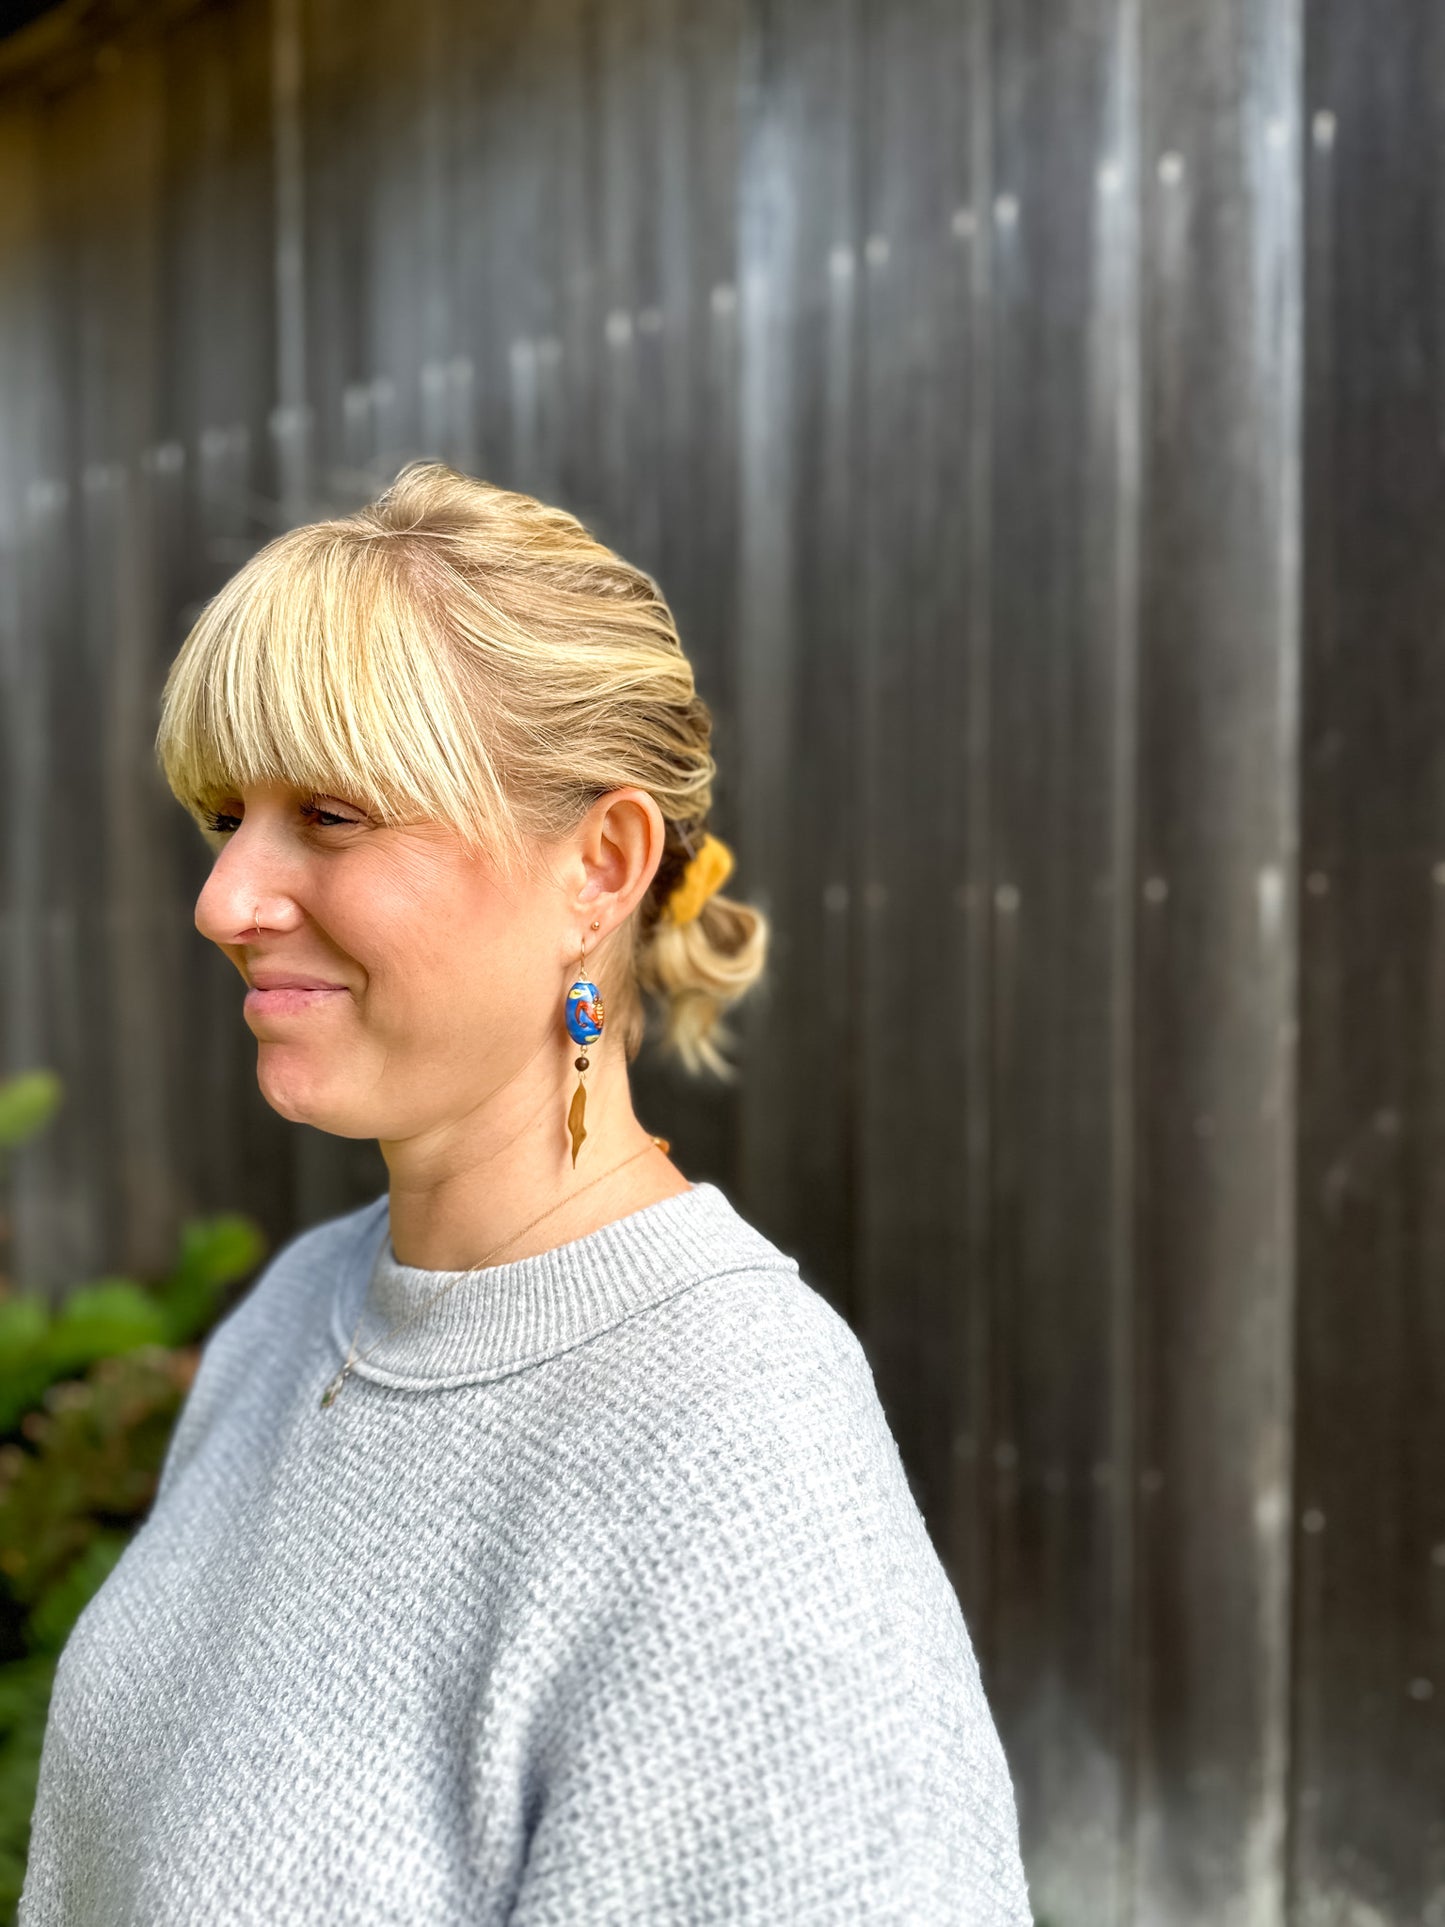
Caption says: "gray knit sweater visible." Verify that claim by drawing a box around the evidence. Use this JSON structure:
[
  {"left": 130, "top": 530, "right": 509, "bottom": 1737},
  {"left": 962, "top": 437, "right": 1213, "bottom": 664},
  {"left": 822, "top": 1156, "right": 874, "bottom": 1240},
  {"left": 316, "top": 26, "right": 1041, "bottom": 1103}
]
[{"left": 20, "top": 1179, "right": 1033, "bottom": 1926}]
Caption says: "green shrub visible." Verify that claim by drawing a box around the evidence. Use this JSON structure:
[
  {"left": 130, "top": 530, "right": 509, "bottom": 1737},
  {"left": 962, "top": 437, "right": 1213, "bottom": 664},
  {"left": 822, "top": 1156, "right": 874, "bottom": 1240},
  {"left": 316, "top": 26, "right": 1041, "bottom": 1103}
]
[{"left": 0, "top": 1069, "right": 266, "bottom": 1919}]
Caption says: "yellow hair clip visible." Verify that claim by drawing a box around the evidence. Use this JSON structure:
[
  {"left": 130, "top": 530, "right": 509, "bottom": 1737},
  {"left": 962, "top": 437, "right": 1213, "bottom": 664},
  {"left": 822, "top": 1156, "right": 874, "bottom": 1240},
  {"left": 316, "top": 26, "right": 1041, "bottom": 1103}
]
[{"left": 664, "top": 831, "right": 735, "bottom": 924}]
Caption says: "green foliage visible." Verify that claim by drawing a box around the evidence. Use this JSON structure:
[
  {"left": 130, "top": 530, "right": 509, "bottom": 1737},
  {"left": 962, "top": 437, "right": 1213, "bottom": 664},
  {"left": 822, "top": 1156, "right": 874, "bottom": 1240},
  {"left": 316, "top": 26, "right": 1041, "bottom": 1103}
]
[
  {"left": 0, "top": 1068, "right": 267, "bottom": 1923},
  {"left": 0, "top": 1657, "right": 54, "bottom": 1916},
  {"left": 0, "top": 1215, "right": 265, "bottom": 1436},
  {"left": 0, "top": 1352, "right": 202, "bottom": 1616},
  {"left": 24, "top": 1532, "right": 132, "bottom": 1658},
  {"left": 0, "top": 1076, "right": 61, "bottom": 1153},
  {"left": 161, "top": 1214, "right": 270, "bottom": 1349}
]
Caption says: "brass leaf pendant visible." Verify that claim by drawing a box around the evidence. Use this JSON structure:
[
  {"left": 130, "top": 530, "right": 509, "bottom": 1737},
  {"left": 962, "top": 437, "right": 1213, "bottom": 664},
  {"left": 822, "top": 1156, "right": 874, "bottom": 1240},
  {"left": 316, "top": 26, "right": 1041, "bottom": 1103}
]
[{"left": 567, "top": 1078, "right": 588, "bottom": 1166}]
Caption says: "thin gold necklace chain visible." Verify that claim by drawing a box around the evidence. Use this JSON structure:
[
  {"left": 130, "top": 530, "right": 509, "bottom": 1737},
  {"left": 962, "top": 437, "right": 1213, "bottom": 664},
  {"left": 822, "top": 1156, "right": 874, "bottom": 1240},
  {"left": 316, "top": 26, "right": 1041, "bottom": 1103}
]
[{"left": 319, "top": 1134, "right": 671, "bottom": 1410}]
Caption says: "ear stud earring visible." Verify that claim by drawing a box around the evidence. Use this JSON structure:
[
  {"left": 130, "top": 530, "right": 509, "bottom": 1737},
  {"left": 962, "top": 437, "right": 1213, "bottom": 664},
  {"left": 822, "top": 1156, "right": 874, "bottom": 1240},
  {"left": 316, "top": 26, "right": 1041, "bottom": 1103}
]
[{"left": 564, "top": 920, "right": 604, "bottom": 1166}]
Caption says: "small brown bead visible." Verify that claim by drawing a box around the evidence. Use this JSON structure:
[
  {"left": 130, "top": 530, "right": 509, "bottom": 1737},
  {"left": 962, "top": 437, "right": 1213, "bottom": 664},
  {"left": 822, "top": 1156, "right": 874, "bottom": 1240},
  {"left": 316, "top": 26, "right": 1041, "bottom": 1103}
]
[{"left": 574, "top": 1055, "right": 590, "bottom": 1071}]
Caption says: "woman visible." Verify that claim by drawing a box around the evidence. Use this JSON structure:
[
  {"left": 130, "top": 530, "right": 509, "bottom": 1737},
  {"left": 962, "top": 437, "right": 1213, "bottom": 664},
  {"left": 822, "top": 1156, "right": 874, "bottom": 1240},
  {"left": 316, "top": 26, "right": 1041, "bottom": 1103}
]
[{"left": 20, "top": 463, "right": 1033, "bottom": 1925}]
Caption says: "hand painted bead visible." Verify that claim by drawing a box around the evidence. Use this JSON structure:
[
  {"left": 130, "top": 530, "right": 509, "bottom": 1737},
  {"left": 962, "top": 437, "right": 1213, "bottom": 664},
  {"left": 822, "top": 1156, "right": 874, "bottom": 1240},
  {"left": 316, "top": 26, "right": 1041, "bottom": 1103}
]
[{"left": 565, "top": 980, "right": 604, "bottom": 1046}]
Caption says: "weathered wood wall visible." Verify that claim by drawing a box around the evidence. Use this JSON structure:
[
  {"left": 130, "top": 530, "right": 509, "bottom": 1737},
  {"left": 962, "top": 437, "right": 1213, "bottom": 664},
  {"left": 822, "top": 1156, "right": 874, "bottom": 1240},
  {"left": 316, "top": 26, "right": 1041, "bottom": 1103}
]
[{"left": 0, "top": 1, "right": 1439, "bottom": 1921}]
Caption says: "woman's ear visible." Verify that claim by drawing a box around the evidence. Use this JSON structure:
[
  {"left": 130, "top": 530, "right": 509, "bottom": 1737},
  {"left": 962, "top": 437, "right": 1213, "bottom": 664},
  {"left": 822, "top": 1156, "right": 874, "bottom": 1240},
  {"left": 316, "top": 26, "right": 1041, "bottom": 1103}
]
[{"left": 575, "top": 789, "right": 666, "bottom": 927}]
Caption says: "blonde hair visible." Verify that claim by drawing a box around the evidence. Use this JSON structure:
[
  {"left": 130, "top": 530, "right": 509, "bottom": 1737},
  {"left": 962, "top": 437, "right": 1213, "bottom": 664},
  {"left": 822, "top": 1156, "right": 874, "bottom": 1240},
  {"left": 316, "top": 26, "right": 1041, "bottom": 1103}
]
[{"left": 153, "top": 461, "right": 769, "bottom": 1079}]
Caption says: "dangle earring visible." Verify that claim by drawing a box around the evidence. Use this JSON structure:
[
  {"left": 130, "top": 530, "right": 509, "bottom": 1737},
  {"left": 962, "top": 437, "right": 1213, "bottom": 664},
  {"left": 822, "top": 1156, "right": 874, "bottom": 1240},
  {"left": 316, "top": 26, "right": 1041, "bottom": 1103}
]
[{"left": 564, "top": 920, "right": 604, "bottom": 1167}]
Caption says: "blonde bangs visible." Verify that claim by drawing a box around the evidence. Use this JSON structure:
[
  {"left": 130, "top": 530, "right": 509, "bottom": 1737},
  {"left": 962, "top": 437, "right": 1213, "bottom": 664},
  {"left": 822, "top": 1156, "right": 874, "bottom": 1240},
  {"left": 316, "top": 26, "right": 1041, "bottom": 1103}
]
[{"left": 154, "top": 521, "right": 523, "bottom": 867}]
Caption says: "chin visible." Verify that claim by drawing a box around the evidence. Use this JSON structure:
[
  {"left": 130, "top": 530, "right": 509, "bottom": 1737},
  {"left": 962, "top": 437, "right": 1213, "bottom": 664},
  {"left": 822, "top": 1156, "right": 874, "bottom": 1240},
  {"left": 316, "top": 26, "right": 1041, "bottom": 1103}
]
[{"left": 255, "top": 1053, "right": 371, "bottom": 1137}]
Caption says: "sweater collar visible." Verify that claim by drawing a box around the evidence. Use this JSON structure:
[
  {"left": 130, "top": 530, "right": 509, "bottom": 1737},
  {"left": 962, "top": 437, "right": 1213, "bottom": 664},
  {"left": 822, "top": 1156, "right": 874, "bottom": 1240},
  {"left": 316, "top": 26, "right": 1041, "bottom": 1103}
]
[{"left": 330, "top": 1179, "right": 798, "bottom": 1390}]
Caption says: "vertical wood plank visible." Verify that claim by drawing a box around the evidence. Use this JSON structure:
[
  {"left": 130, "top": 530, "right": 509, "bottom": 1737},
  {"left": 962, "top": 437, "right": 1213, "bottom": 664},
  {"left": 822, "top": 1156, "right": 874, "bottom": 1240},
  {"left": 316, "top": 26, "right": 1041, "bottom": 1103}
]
[
  {"left": 939, "top": 0, "right": 997, "bottom": 1662},
  {"left": 650, "top": 0, "right": 747, "bottom": 1185},
  {"left": 983, "top": 3, "right": 1141, "bottom": 1918},
  {"left": 22, "top": 82, "right": 97, "bottom": 1286},
  {"left": 1133, "top": 2, "right": 1302, "bottom": 1918},
  {"left": 733, "top": 0, "right": 801, "bottom": 1229},
  {"left": 0, "top": 101, "right": 51, "bottom": 1279},
  {"left": 300, "top": 0, "right": 376, "bottom": 503},
  {"left": 748, "top": 0, "right": 860, "bottom": 1307},
  {"left": 1292, "top": 3, "right": 1445, "bottom": 1919},
  {"left": 80, "top": 46, "right": 172, "bottom": 1269}
]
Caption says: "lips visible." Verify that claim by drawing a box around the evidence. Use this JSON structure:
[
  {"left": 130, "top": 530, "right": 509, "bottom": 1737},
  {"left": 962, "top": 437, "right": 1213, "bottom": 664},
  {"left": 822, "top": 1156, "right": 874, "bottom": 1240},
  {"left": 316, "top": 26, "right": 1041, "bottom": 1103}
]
[
  {"left": 243, "top": 983, "right": 350, "bottom": 1017},
  {"left": 248, "top": 974, "right": 348, "bottom": 991}
]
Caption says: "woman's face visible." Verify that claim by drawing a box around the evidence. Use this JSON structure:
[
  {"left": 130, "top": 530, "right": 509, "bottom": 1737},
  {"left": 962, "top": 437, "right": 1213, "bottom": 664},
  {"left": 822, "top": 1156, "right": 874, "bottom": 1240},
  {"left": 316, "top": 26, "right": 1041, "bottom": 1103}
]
[{"left": 192, "top": 778, "right": 654, "bottom": 1146}]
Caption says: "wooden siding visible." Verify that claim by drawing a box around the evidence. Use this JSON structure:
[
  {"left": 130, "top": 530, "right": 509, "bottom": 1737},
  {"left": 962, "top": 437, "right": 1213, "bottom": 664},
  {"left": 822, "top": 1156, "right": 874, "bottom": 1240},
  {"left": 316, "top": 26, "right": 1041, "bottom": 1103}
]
[{"left": 0, "top": 1, "right": 1439, "bottom": 1920}]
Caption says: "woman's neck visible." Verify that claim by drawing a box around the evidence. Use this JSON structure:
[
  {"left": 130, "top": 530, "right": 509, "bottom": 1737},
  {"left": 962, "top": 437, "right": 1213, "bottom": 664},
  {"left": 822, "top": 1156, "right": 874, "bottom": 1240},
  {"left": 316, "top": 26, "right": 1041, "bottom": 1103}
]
[{"left": 378, "top": 1052, "right": 689, "bottom": 1271}]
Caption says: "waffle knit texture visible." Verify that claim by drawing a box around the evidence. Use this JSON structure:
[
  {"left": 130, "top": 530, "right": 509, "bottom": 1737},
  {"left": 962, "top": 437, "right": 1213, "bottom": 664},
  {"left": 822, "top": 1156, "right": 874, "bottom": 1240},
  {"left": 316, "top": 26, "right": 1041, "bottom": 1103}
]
[{"left": 20, "top": 1178, "right": 1033, "bottom": 1926}]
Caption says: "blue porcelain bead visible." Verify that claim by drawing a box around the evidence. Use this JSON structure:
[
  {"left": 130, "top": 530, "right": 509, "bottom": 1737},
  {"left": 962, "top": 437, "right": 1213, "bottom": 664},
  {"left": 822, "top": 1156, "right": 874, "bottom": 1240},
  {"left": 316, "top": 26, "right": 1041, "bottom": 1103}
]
[{"left": 565, "top": 979, "right": 605, "bottom": 1046}]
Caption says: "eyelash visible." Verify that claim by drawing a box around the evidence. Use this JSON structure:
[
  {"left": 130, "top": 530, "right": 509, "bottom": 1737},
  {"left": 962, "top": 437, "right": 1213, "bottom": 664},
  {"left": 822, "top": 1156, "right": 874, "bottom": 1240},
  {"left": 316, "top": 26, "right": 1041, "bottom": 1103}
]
[{"left": 201, "top": 798, "right": 358, "bottom": 836}]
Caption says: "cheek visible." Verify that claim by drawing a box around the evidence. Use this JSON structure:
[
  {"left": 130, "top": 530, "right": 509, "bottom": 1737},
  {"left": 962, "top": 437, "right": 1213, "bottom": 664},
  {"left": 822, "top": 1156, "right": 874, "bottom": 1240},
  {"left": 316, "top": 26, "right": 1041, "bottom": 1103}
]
[
  {"left": 324, "top": 848, "right": 565, "bottom": 1031},
  {"left": 319, "top": 858, "right": 474, "bottom": 991},
  {"left": 354, "top": 911, "right": 562, "bottom": 1030}
]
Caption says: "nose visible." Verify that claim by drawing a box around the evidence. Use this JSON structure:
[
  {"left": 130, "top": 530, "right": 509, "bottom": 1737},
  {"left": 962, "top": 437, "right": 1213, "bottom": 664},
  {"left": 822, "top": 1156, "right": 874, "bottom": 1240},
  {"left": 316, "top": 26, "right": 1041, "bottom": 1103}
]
[{"left": 193, "top": 817, "right": 302, "bottom": 951}]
